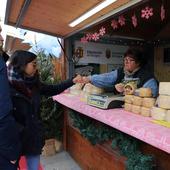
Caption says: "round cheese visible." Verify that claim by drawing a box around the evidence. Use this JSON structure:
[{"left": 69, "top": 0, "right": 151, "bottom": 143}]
[
  {"left": 124, "top": 95, "right": 134, "bottom": 104},
  {"left": 70, "top": 83, "right": 84, "bottom": 90},
  {"left": 133, "top": 96, "right": 143, "bottom": 106},
  {"left": 141, "top": 107, "right": 151, "bottom": 117},
  {"left": 83, "top": 83, "right": 104, "bottom": 94},
  {"left": 131, "top": 105, "right": 141, "bottom": 114},
  {"left": 124, "top": 103, "right": 132, "bottom": 112},
  {"left": 142, "top": 98, "right": 156, "bottom": 108},
  {"left": 151, "top": 106, "right": 166, "bottom": 121},
  {"left": 157, "top": 95, "right": 170, "bottom": 109},
  {"left": 159, "top": 82, "right": 170, "bottom": 95},
  {"left": 139, "top": 88, "right": 152, "bottom": 97},
  {"left": 70, "top": 89, "right": 82, "bottom": 96},
  {"left": 165, "top": 110, "right": 170, "bottom": 122}
]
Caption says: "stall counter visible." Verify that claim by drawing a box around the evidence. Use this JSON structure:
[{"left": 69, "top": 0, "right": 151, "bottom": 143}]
[{"left": 53, "top": 92, "right": 170, "bottom": 154}]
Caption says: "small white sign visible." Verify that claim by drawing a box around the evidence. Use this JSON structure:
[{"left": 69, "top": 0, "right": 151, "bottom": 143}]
[{"left": 75, "top": 41, "right": 128, "bottom": 65}]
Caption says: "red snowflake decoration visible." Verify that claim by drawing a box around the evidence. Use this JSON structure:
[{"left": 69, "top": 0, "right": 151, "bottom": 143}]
[
  {"left": 111, "top": 19, "right": 118, "bottom": 30},
  {"left": 92, "top": 33, "right": 100, "bottom": 41},
  {"left": 132, "top": 14, "right": 137, "bottom": 27},
  {"left": 99, "top": 27, "right": 106, "bottom": 36},
  {"left": 118, "top": 15, "right": 126, "bottom": 26},
  {"left": 86, "top": 33, "right": 92, "bottom": 41},
  {"left": 141, "top": 6, "right": 153, "bottom": 19},
  {"left": 161, "top": 4, "right": 165, "bottom": 21},
  {"left": 80, "top": 37, "right": 88, "bottom": 43}
]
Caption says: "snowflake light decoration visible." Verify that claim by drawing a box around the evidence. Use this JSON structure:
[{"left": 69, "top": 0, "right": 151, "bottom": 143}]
[
  {"left": 99, "top": 27, "right": 106, "bottom": 36},
  {"left": 161, "top": 4, "right": 165, "bottom": 21},
  {"left": 85, "top": 33, "right": 92, "bottom": 41},
  {"left": 132, "top": 14, "right": 137, "bottom": 27},
  {"left": 111, "top": 19, "right": 118, "bottom": 30},
  {"left": 118, "top": 15, "right": 126, "bottom": 26},
  {"left": 92, "top": 33, "right": 100, "bottom": 41},
  {"left": 141, "top": 6, "right": 153, "bottom": 19},
  {"left": 80, "top": 37, "right": 88, "bottom": 43}
]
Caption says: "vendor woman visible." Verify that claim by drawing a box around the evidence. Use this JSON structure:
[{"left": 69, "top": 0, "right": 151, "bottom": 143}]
[{"left": 82, "top": 48, "right": 158, "bottom": 97}]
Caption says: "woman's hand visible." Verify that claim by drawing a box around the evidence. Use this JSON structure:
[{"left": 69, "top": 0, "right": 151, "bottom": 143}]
[
  {"left": 82, "top": 76, "right": 90, "bottom": 84},
  {"left": 73, "top": 75, "right": 83, "bottom": 84},
  {"left": 115, "top": 83, "right": 124, "bottom": 93}
]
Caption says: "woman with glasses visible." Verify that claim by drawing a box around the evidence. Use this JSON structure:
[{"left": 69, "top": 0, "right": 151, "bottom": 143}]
[
  {"left": 7, "top": 50, "right": 82, "bottom": 170},
  {"left": 82, "top": 48, "right": 158, "bottom": 97}
]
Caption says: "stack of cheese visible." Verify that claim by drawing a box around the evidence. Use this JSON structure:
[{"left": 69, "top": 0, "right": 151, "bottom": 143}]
[
  {"left": 124, "top": 88, "right": 156, "bottom": 117},
  {"left": 151, "top": 82, "right": 170, "bottom": 122}
]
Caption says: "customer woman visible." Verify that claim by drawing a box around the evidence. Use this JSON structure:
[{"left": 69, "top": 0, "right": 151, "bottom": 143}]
[
  {"left": 7, "top": 50, "right": 81, "bottom": 170},
  {"left": 82, "top": 48, "right": 158, "bottom": 97}
]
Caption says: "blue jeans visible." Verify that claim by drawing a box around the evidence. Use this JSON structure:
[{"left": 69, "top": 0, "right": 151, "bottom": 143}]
[{"left": 25, "top": 155, "right": 40, "bottom": 170}]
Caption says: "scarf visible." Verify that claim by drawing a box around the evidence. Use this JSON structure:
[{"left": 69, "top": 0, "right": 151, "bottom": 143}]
[
  {"left": 123, "top": 67, "right": 140, "bottom": 85},
  {"left": 7, "top": 65, "right": 39, "bottom": 98}
]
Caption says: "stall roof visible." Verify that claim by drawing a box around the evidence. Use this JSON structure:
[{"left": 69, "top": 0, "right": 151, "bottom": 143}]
[{"left": 4, "top": 0, "right": 143, "bottom": 38}]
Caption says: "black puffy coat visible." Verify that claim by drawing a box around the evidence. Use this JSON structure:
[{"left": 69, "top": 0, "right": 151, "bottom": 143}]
[{"left": 10, "top": 79, "right": 74, "bottom": 155}]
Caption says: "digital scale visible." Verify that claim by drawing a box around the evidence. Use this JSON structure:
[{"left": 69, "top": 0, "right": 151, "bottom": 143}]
[{"left": 87, "top": 93, "right": 124, "bottom": 109}]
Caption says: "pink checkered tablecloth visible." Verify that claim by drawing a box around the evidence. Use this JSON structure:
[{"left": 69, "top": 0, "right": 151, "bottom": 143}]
[{"left": 53, "top": 93, "right": 170, "bottom": 154}]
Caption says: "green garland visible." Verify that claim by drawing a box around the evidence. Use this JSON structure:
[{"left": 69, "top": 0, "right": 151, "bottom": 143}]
[{"left": 69, "top": 110, "right": 155, "bottom": 170}]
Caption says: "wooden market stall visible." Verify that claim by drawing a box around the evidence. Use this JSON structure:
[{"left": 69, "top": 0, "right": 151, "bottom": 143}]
[{"left": 5, "top": 0, "right": 170, "bottom": 169}]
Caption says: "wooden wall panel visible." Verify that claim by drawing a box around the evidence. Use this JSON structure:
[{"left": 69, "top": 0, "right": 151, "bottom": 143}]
[{"left": 154, "top": 46, "right": 170, "bottom": 82}]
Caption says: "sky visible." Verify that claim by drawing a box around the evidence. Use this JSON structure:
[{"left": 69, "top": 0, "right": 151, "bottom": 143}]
[{"left": 0, "top": 0, "right": 61, "bottom": 57}]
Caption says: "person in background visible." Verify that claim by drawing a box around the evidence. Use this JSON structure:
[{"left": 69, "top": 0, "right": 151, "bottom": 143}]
[
  {"left": 0, "top": 26, "right": 21, "bottom": 170},
  {"left": 7, "top": 50, "right": 82, "bottom": 170},
  {"left": 82, "top": 48, "right": 158, "bottom": 97}
]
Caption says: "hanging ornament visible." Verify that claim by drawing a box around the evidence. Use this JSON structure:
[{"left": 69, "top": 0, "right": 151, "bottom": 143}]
[
  {"left": 111, "top": 19, "right": 118, "bottom": 30},
  {"left": 118, "top": 15, "right": 126, "bottom": 26},
  {"left": 86, "top": 33, "right": 92, "bottom": 41},
  {"left": 141, "top": 6, "right": 153, "bottom": 19},
  {"left": 132, "top": 14, "right": 137, "bottom": 27},
  {"left": 99, "top": 27, "right": 106, "bottom": 36},
  {"left": 92, "top": 33, "right": 100, "bottom": 41},
  {"left": 80, "top": 37, "right": 88, "bottom": 43},
  {"left": 161, "top": 4, "right": 165, "bottom": 21}
]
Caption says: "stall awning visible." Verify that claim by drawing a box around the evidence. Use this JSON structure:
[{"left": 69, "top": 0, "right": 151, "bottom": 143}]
[{"left": 5, "top": 0, "right": 143, "bottom": 38}]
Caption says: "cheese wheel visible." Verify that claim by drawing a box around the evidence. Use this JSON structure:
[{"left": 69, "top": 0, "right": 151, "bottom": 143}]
[
  {"left": 83, "top": 83, "right": 93, "bottom": 93},
  {"left": 139, "top": 88, "right": 152, "bottom": 97},
  {"left": 159, "top": 82, "right": 170, "bottom": 95},
  {"left": 157, "top": 95, "right": 170, "bottom": 109},
  {"left": 124, "top": 103, "right": 132, "bottom": 112},
  {"left": 70, "top": 89, "right": 82, "bottom": 96},
  {"left": 141, "top": 107, "right": 151, "bottom": 117},
  {"left": 142, "top": 98, "right": 156, "bottom": 108},
  {"left": 124, "top": 95, "right": 134, "bottom": 104},
  {"left": 165, "top": 110, "right": 170, "bottom": 122},
  {"left": 131, "top": 105, "right": 141, "bottom": 114},
  {"left": 91, "top": 86, "right": 104, "bottom": 94},
  {"left": 70, "top": 83, "right": 84, "bottom": 90},
  {"left": 83, "top": 83, "right": 104, "bottom": 94},
  {"left": 133, "top": 96, "right": 143, "bottom": 106},
  {"left": 151, "top": 107, "right": 166, "bottom": 120}
]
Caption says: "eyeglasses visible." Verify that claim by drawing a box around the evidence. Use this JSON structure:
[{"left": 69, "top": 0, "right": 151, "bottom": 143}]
[
  {"left": 31, "top": 61, "right": 37, "bottom": 68},
  {"left": 124, "top": 57, "right": 135, "bottom": 63}
]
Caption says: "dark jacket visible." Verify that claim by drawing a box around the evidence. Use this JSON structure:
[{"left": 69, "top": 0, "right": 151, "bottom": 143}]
[
  {"left": 0, "top": 56, "right": 12, "bottom": 119},
  {"left": 10, "top": 79, "right": 74, "bottom": 155},
  {"left": 0, "top": 54, "right": 21, "bottom": 166}
]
